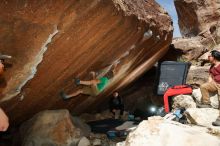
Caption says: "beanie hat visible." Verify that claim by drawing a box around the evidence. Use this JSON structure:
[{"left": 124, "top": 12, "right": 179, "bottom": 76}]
[{"left": 211, "top": 50, "right": 220, "bottom": 61}]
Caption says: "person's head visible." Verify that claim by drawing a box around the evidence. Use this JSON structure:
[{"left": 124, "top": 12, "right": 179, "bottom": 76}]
[
  {"left": 113, "top": 92, "right": 118, "bottom": 97},
  {"left": 209, "top": 50, "right": 220, "bottom": 63}
]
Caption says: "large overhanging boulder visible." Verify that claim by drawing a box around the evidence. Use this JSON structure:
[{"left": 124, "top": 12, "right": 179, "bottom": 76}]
[{"left": 0, "top": 0, "right": 173, "bottom": 125}]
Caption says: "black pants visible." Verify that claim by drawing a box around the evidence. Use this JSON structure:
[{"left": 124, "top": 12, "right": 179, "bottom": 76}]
[{"left": 110, "top": 105, "right": 124, "bottom": 115}]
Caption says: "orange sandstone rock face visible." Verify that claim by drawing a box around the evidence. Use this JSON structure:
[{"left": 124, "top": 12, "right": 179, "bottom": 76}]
[{"left": 0, "top": 0, "right": 172, "bottom": 124}]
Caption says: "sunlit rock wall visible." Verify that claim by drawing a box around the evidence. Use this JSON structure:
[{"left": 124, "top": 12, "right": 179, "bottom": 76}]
[
  {"left": 0, "top": 0, "right": 173, "bottom": 125},
  {"left": 173, "top": 0, "right": 220, "bottom": 62},
  {"left": 175, "top": 0, "right": 220, "bottom": 37}
]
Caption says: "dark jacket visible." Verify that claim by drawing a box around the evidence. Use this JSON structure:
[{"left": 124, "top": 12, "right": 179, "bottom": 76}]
[{"left": 109, "top": 95, "right": 124, "bottom": 112}]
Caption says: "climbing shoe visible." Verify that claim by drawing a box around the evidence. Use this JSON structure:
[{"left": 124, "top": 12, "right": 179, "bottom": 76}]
[
  {"left": 74, "top": 78, "right": 81, "bottom": 85},
  {"left": 60, "top": 91, "right": 69, "bottom": 100},
  {"left": 212, "top": 118, "right": 220, "bottom": 126},
  {"left": 196, "top": 102, "right": 212, "bottom": 108}
]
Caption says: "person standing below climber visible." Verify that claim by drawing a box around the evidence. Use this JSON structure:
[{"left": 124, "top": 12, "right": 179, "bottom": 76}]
[
  {"left": 60, "top": 64, "right": 117, "bottom": 99},
  {"left": 0, "top": 54, "right": 11, "bottom": 131},
  {"left": 109, "top": 91, "right": 124, "bottom": 119},
  {"left": 197, "top": 50, "right": 220, "bottom": 126}
]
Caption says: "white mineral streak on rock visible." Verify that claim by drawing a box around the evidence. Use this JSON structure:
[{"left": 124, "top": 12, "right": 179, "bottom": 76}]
[{"left": 1, "top": 26, "right": 58, "bottom": 101}]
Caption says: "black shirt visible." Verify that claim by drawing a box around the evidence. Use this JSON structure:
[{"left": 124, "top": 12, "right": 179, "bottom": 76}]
[{"left": 109, "top": 95, "right": 124, "bottom": 110}]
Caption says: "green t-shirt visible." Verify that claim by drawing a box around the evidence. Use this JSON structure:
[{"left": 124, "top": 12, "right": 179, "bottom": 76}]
[{"left": 97, "top": 77, "right": 109, "bottom": 91}]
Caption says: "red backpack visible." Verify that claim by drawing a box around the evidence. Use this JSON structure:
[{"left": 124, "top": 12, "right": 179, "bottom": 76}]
[{"left": 163, "top": 85, "right": 193, "bottom": 113}]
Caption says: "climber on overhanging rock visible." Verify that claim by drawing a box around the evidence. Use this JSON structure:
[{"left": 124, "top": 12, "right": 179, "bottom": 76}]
[
  {"left": 60, "top": 64, "right": 117, "bottom": 100},
  {"left": 0, "top": 53, "right": 11, "bottom": 132}
]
